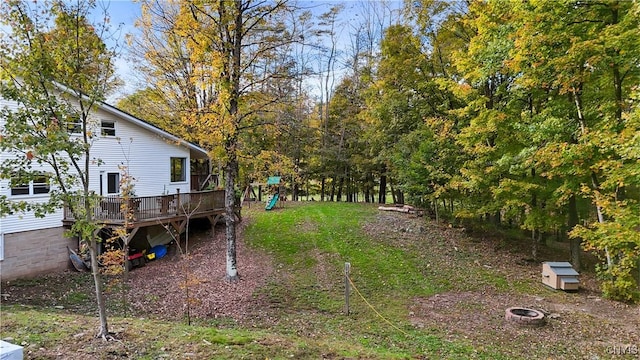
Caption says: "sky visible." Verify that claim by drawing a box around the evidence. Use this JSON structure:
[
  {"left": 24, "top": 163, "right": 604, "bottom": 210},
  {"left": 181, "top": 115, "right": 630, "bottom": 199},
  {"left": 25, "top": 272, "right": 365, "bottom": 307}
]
[
  {"left": 92, "top": 1, "right": 143, "bottom": 101},
  {"left": 0, "top": 0, "right": 402, "bottom": 102},
  {"left": 94, "top": 0, "right": 403, "bottom": 102}
]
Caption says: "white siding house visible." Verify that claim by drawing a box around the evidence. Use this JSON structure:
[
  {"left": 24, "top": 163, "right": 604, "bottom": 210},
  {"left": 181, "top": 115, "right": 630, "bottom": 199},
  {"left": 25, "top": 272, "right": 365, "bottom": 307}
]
[{"left": 0, "top": 93, "right": 210, "bottom": 280}]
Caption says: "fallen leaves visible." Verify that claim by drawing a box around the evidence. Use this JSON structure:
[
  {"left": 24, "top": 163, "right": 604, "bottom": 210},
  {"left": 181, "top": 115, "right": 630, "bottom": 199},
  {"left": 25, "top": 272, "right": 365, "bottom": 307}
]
[{"left": 126, "top": 221, "right": 273, "bottom": 321}]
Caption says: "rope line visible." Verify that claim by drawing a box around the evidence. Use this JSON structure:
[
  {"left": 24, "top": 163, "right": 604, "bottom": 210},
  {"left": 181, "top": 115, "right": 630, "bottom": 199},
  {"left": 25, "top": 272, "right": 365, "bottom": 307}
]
[{"left": 347, "top": 276, "right": 410, "bottom": 336}]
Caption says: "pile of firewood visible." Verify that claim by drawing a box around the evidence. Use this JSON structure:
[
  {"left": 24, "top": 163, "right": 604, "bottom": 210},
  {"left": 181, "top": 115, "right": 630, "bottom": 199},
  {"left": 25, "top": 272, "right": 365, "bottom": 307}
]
[{"left": 378, "top": 204, "right": 425, "bottom": 216}]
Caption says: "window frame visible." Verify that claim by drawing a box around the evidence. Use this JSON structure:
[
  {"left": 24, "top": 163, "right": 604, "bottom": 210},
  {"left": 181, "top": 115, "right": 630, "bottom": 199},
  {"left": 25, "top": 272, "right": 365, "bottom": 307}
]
[
  {"left": 66, "top": 120, "right": 83, "bottom": 134},
  {"left": 32, "top": 174, "right": 50, "bottom": 194},
  {"left": 100, "top": 120, "right": 116, "bottom": 137},
  {"left": 106, "top": 172, "right": 120, "bottom": 195},
  {"left": 170, "top": 157, "right": 187, "bottom": 183},
  {"left": 10, "top": 174, "right": 50, "bottom": 197},
  {"left": 10, "top": 181, "right": 30, "bottom": 196}
]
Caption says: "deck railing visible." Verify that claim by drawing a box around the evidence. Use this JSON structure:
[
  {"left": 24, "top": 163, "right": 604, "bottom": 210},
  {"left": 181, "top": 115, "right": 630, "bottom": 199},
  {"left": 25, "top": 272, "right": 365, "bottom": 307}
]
[{"left": 63, "top": 190, "right": 226, "bottom": 223}]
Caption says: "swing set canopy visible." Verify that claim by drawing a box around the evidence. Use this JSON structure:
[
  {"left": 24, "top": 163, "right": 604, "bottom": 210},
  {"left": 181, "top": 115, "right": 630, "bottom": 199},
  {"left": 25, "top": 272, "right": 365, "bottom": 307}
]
[{"left": 267, "top": 176, "right": 281, "bottom": 185}]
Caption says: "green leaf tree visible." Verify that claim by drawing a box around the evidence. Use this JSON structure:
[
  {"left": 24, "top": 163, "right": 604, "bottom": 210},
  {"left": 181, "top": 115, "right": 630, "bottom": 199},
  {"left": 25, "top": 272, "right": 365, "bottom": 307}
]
[
  {"left": 0, "top": 0, "right": 119, "bottom": 338},
  {"left": 450, "top": 0, "right": 640, "bottom": 299},
  {"left": 361, "top": 24, "right": 439, "bottom": 203},
  {"left": 164, "top": 0, "right": 298, "bottom": 281},
  {"left": 505, "top": 0, "right": 640, "bottom": 299}
]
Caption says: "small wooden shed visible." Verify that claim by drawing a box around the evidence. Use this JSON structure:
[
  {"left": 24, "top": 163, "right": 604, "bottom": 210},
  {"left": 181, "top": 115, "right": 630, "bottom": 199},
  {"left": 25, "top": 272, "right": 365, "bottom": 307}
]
[{"left": 542, "top": 262, "right": 579, "bottom": 291}]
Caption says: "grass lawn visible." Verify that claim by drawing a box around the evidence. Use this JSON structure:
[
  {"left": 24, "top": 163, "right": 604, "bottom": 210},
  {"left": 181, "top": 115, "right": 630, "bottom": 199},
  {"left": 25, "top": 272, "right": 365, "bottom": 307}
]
[{"left": 1, "top": 202, "right": 637, "bottom": 359}]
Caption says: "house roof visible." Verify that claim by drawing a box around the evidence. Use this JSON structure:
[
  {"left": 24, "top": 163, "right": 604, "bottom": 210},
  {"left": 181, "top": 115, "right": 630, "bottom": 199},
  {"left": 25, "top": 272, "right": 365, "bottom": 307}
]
[
  {"left": 53, "top": 83, "right": 209, "bottom": 159},
  {"left": 97, "top": 101, "right": 209, "bottom": 159}
]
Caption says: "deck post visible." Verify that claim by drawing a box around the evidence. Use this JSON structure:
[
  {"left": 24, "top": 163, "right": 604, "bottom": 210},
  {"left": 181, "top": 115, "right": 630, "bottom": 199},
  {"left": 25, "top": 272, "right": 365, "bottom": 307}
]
[{"left": 176, "top": 189, "right": 181, "bottom": 213}]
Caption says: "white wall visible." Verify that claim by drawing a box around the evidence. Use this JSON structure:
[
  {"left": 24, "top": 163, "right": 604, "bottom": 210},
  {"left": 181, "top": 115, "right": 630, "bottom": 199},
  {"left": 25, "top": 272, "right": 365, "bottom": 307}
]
[
  {"left": 89, "top": 106, "right": 192, "bottom": 197},
  {"left": 0, "top": 96, "right": 195, "bottom": 235},
  {"left": 0, "top": 93, "right": 206, "bottom": 280}
]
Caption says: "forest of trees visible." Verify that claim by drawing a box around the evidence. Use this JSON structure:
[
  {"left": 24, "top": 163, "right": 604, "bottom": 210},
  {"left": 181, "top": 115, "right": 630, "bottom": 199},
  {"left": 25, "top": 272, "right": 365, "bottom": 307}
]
[
  {"left": 1, "top": 0, "right": 638, "bottom": 304},
  {"left": 116, "top": 0, "right": 639, "bottom": 302},
  {"left": 119, "top": 0, "right": 640, "bottom": 301}
]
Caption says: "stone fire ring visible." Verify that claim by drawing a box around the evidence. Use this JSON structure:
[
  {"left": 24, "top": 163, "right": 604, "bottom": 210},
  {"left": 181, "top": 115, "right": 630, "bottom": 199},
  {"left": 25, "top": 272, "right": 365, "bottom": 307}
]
[{"left": 505, "top": 307, "right": 545, "bottom": 327}]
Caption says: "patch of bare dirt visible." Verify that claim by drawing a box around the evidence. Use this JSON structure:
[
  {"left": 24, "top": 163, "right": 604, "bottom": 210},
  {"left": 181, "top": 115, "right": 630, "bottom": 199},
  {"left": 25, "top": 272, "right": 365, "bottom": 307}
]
[
  {"left": 364, "top": 211, "right": 640, "bottom": 358},
  {"left": 126, "top": 219, "right": 273, "bottom": 321},
  {"left": 0, "top": 217, "right": 274, "bottom": 325},
  {"left": 409, "top": 290, "right": 639, "bottom": 358}
]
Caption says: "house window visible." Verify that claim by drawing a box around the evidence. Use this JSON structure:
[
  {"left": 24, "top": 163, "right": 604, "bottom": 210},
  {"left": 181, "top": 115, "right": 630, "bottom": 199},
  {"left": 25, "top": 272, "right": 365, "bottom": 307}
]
[
  {"left": 66, "top": 120, "right": 82, "bottom": 134},
  {"left": 10, "top": 174, "right": 50, "bottom": 196},
  {"left": 10, "top": 181, "right": 29, "bottom": 196},
  {"left": 101, "top": 120, "right": 116, "bottom": 136},
  {"left": 107, "top": 172, "right": 120, "bottom": 194},
  {"left": 33, "top": 175, "right": 50, "bottom": 194},
  {"left": 170, "top": 157, "right": 186, "bottom": 182}
]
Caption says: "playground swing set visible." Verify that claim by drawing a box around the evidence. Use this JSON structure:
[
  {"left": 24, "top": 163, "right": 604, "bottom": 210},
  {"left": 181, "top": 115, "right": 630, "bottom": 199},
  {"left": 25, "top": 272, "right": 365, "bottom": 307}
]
[{"left": 241, "top": 176, "right": 284, "bottom": 210}]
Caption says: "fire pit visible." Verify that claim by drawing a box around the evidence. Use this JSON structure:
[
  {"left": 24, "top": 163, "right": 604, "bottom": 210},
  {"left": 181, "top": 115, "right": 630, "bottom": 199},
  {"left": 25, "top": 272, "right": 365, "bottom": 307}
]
[{"left": 505, "top": 307, "right": 545, "bottom": 327}]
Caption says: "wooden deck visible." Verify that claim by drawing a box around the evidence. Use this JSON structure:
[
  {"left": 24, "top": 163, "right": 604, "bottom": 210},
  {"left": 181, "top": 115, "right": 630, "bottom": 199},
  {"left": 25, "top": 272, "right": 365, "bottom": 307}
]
[{"left": 62, "top": 190, "right": 233, "bottom": 229}]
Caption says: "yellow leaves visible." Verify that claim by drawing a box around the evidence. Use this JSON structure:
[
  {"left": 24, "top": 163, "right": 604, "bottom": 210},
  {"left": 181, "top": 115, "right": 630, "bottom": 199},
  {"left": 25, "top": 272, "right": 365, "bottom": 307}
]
[
  {"left": 98, "top": 248, "right": 124, "bottom": 276},
  {"left": 579, "top": 184, "right": 592, "bottom": 196},
  {"left": 576, "top": 204, "right": 640, "bottom": 302}
]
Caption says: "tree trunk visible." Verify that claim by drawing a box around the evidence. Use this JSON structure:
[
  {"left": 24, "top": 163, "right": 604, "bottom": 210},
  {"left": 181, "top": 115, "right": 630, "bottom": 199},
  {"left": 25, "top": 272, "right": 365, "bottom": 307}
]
[
  {"left": 364, "top": 174, "right": 370, "bottom": 203},
  {"left": 224, "top": 151, "right": 239, "bottom": 281},
  {"left": 306, "top": 181, "right": 310, "bottom": 201},
  {"left": 345, "top": 176, "right": 350, "bottom": 202},
  {"left": 89, "top": 236, "right": 109, "bottom": 338},
  {"left": 321, "top": 177, "right": 326, "bottom": 201},
  {"left": 292, "top": 181, "right": 299, "bottom": 202},
  {"left": 221, "top": 0, "right": 243, "bottom": 283},
  {"left": 568, "top": 194, "right": 581, "bottom": 270},
  {"left": 330, "top": 178, "right": 336, "bottom": 201},
  {"left": 351, "top": 178, "right": 355, "bottom": 202},
  {"left": 390, "top": 181, "right": 397, "bottom": 204},
  {"left": 434, "top": 200, "right": 439, "bottom": 223},
  {"left": 531, "top": 229, "right": 539, "bottom": 262},
  {"left": 493, "top": 211, "right": 501, "bottom": 226},
  {"left": 85, "top": 165, "right": 109, "bottom": 338},
  {"left": 366, "top": 172, "right": 374, "bottom": 203},
  {"left": 378, "top": 173, "right": 387, "bottom": 204}
]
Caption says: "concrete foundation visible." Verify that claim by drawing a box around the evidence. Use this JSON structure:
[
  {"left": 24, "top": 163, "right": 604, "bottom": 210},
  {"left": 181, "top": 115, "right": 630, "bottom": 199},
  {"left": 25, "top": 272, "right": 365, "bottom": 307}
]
[{"left": 0, "top": 227, "right": 75, "bottom": 281}]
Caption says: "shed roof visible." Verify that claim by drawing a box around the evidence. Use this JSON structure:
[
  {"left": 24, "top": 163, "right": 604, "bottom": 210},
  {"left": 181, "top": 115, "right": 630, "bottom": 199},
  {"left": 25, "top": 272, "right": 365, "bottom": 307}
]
[
  {"left": 544, "top": 261, "right": 573, "bottom": 268},
  {"left": 544, "top": 262, "right": 579, "bottom": 276},
  {"left": 553, "top": 268, "right": 580, "bottom": 276}
]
